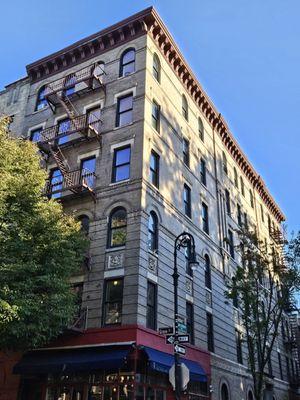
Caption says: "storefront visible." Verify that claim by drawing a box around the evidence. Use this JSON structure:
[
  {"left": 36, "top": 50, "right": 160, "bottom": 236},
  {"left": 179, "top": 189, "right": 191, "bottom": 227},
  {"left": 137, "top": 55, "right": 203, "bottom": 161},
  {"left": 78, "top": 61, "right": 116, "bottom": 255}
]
[{"left": 12, "top": 326, "right": 211, "bottom": 400}]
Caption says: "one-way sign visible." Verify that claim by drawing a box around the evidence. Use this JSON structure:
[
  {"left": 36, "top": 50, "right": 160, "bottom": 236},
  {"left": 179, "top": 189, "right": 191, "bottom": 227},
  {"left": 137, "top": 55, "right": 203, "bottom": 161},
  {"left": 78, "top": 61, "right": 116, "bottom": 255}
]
[
  {"left": 159, "top": 326, "right": 174, "bottom": 335},
  {"left": 174, "top": 344, "right": 186, "bottom": 355},
  {"left": 166, "top": 334, "right": 190, "bottom": 345}
]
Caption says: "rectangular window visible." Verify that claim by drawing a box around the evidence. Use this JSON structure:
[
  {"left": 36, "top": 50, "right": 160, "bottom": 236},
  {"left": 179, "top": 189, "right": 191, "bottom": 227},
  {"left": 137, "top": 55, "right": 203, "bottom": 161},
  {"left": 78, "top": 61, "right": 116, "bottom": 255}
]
[
  {"left": 103, "top": 279, "right": 123, "bottom": 325},
  {"left": 81, "top": 156, "right": 96, "bottom": 188},
  {"left": 235, "top": 330, "right": 243, "bottom": 364},
  {"left": 30, "top": 128, "right": 42, "bottom": 142},
  {"left": 202, "top": 202, "right": 209, "bottom": 234},
  {"left": 112, "top": 146, "right": 131, "bottom": 183},
  {"left": 116, "top": 94, "right": 133, "bottom": 127},
  {"left": 49, "top": 168, "right": 63, "bottom": 199},
  {"left": 261, "top": 204, "right": 264, "bottom": 223},
  {"left": 151, "top": 101, "right": 160, "bottom": 132},
  {"left": 237, "top": 204, "right": 242, "bottom": 226},
  {"left": 150, "top": 150, "right": 159, "bottom": 188},
  {"left": 206, "top": 312, "right": 214, "bottom": 352},
  {"left": 184, "top": 184, "right": 191, "bottom": 218},
  {"left": 186, "top": 302, "right": 194, "bottom": 345},
  {"left": 278, "top": 353, "right": 283, "bottom": 380},
  {"left": 228, "top": 229, "right": 235, "bottom": 259},
  {"left": 146, "top": 281, "right": 157, "bottom": 330},
  {"left": 244, "top": 212, "right": 248, "bottom": 230},
  {"left": 183, "top": 138, "right": 190, "bottom": 167},
  {"left": 57, "top": 118, "right": 71, "bottom": 145},
  {"left": 200, "top": 158, "right": 206, "bottom": 186},
  {"left": 185, "top": 242, "right": 193, "bottom": 276},
  {"left": 225, "top": 189, "right": 231, "bottom": 214}
]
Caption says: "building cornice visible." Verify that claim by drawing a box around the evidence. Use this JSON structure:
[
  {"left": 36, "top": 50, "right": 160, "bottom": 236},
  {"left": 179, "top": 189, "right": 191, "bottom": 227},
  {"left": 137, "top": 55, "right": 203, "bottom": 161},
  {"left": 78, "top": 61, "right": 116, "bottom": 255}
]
[{"left": 25, "top": 7, "right": 285, "bottom": 222}]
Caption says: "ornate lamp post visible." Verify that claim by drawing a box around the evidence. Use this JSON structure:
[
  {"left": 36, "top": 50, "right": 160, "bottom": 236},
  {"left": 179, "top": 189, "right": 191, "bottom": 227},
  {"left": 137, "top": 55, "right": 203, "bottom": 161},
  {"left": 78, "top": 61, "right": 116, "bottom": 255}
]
[{"left": 173, "top": 232, "right": 199, "bottom": 400}]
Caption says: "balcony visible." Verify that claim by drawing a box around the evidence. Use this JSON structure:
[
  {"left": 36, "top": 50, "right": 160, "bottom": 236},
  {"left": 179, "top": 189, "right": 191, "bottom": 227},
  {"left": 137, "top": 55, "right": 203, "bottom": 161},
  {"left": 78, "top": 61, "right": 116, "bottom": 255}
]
[
  {"left": 37, "top": 114, "right": 101, "bottom": 152},
  {"left": 44, "top": 63, "right": 105, "bottom": 109},
  {"left": 44, "top": 168, "right": 96, "bottom": 199}
]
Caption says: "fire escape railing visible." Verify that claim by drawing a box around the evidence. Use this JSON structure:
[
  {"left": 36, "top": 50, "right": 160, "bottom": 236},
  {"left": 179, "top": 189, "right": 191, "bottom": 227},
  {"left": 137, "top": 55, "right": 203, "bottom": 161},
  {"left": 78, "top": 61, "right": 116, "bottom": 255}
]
[
  {"left": 44, "top": 168, "right": 96, "bottom": 197},
  {"left": 38, "top": 114, "right": 101, "bottom": 149},
  {"left": 44, "top": 64, "right": 104, "bottom": 109}
]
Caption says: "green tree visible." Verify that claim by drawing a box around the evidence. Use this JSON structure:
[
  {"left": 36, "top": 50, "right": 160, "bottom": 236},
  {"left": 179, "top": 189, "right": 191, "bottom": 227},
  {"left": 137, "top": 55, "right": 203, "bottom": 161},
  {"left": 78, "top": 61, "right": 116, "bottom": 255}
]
[
  {"left": 0, "top": 117, "right": 88, "bottom": 350},
  {"left": 226, "top": 227, "right": 300, "bottom": 400}
]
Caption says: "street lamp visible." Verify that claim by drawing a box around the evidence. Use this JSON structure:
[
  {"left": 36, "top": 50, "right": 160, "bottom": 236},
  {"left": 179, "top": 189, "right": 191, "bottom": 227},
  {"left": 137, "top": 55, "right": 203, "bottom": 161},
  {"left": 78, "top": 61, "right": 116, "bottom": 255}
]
[{"left": 173, "top": 232, "right": 199, "bottom": 400}]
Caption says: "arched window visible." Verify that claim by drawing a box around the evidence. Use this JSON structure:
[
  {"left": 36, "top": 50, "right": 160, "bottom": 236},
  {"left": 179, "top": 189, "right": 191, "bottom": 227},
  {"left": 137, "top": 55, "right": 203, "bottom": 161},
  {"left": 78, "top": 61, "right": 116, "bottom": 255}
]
[
  {"left": 148, "top": 211, "right": 158, "bottom": 252},
  {"left": 108, "top": 207, "right": 127, "bottom": 248},
  {"left": 222, "top": 152, "right": 228, "bottom": 175},
  {"left": 153, "top": 53, "right": 161, "bottom": 82},
  {"left": 247, "top": 391, "right": 254, "bottom": 400},
  {"left": 204, "top": 254, "right": 211, "bottom": 289},
  {"left": 77, "top": 215, "right": 90, "bottom": 235},
  {"left": 240, "top": 176, "right": 245, "bottom": 196},
  {"left": 120, "top": 48, "right": 135, "bottom": 77},
  {"left": 35, "top": 85, "right": 47, "bottom": 111},
  {"left": 182, "top": 94, "right": 188, "bottom": 121},
  {"left": 233, "top": 167, "right": 238, "bottom": 188},
  {"left": 221, "top": 383, "right": 229, "bottom": 400},
  {"left": 198, "top": 117, "right": 204, "bottom": 141}
]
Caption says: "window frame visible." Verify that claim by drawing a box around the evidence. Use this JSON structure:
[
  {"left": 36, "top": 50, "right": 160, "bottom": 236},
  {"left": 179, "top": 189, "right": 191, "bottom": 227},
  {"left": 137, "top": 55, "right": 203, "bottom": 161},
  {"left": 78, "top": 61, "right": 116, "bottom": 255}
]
[
  {"left": 204, "top": 255, "right": 212, "bottom": 290},
  {"left": 198, "top": 117, "right": 204, "bottom": 141},
  {"left": 148, "top": 211, "right": 158, "bottom": 253},
  {"left": 35, "top": 85, "right": 48, "bottom": 111},
  {"left": 228, "top": 229, "right": 235, "bottom": 259},
  {"left": 153, "top": 53, "right": 161, "bottom": 83},
  {"left": 151, "top": 100, "right": 160, "bottom": 132},
  {"left": 112, "top": 145, "right": 131, "bottom": 183},
  {"left": 200, "top": 158, "right": 207, "bottom": 186},
  {"left": 116, "top": 93, "right": 133, "bottom": 127},
  {"left": 235, "top": 329, "right": 243, "bottom": 364},
  {"left": 183, "top": 184, "right": 192, "bottom": 219},
  {"left": 102, "top": 279, "right": 124, "bottom": 326},
  {"left": 182, "top": 94, "right": 188, "bottom": 121},
  {"left": 206, "top": 312, "right": 214, "bottom": 352},
  {"left": 146, "top": 281, "right": 157, "bottom": 330},
  {"left": 150, "top": 150, "right": 160, "bottom": 188},
  {"left": 202, "top": 202, "right": 209, "bottom": 235},
  {"left": 119, "top": 48, "right": 136, "bottom": 77},
  {"left": 107, "top": 207, "right": 127, "bottom": 248},
  {"left": 240, "top": 176, "right": 245, "bottom": 196},
  {"left": 186, "top": 302, "right": 194, "bottom": 345},
  {"left": 183, "top": 138, "right": 190, "bottom": 167},
  {"left": 222, "top": 152, "right": 228, "bottom": 175},
  {"left": 225, "top": 189, "right": 231, "bottom": 215}
]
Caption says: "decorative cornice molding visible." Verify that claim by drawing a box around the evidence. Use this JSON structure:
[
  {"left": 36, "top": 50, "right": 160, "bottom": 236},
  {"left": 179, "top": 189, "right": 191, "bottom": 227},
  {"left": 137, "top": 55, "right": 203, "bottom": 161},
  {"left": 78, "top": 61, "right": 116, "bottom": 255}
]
[{"left": 25, "top": 6, "right": 285, "bottom": 222}]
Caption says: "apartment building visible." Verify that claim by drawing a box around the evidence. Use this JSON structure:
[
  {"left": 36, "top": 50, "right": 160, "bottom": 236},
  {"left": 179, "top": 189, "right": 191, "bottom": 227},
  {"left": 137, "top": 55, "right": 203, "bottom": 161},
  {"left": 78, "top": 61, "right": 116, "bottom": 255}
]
[{"left": 0, "top": 7, "right": 298, "bottom": 400}]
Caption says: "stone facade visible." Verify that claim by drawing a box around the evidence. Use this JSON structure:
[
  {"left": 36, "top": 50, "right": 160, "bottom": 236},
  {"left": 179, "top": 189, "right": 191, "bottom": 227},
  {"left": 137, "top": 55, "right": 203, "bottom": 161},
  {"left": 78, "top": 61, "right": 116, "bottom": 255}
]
[{"left": 0, "top": 7, "right": 297, "bottom": 400}]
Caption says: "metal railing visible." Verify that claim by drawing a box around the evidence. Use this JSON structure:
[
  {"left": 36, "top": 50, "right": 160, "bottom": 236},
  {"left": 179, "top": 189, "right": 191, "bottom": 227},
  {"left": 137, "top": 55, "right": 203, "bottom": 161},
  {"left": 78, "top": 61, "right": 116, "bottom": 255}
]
[
  {"left": 39, "top": 114, "right": 101, "bottom": 144},
  {"left": 44, "top": 168, "right": 96, "bottom": 196},
  {"left": 44, "top": 64, "right": 104, "bottom": 98}
]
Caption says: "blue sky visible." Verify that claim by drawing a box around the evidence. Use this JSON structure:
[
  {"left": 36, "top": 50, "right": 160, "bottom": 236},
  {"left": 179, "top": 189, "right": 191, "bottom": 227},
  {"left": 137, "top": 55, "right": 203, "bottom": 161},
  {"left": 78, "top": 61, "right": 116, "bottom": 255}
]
[{"left": 1, "top": 0, "right": 299, "bottom": 234}]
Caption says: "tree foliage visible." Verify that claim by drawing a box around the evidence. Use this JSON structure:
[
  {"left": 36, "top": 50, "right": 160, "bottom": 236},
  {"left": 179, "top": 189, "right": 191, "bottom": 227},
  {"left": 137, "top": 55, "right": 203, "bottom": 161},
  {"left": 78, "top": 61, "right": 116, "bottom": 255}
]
[
  {"left": 0, "top": 117, "right": 88, "bottom": 350},
  {"left": 226, "top": 226, "right": 300, "bottom": 400}
]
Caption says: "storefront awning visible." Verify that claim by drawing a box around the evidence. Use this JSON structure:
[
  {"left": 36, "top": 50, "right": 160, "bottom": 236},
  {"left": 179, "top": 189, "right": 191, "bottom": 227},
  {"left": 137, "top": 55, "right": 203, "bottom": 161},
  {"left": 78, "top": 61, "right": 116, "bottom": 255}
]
[
  {"left": 13, "top": 345, "right": 132, "bottom": 375},
  {"left": 143, "top": 346, "right": 207, "bottom": 382}
]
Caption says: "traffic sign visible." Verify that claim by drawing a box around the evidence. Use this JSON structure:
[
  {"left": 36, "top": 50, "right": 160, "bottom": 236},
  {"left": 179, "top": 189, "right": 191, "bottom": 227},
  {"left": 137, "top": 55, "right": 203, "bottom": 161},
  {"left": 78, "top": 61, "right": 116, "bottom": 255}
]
[
  {"left": 178, "top": 334, "right": 189, "bottom": 343},
  {"left": 169, "top": 363, "right": 190, "bottom": 391},
  {"left": 174, "top": 344, "right": 186, "bottom": 355},
  {"left": 166, "top": 334, "right": 190, "bottom": 345},
  {"left": 159, "top": 326, "right": 174, "bottom": 335}
]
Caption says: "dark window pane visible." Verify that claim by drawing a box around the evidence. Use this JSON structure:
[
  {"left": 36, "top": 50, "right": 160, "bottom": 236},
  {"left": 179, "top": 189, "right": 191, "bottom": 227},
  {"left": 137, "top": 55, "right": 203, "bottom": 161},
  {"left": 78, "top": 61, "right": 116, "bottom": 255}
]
[
  {"left": 30, "top": 128, "right": 42, "bottom": 142},
  {"left": 184, "top": 184, "right": 191, "bottom": 218},
  {"left": 103, "top": 279, "right": 123, "bottom": 325},
  {"left": 205, "top": 255, "right": 211, "bottom": 289},
  {"left": 206, "top": 313, "right": 214, "bottom": 352},
  {"left": 200, "top": 159, "right": 206, "bottom": 185},
  {"left": 120, "top": 49, "right": 135, "bottom": 77},
  {"left": 150, "top": 151, "right": 159, "bottom": 188},
  {"left": 108, "top": 208, "right": 127, "bottom": 248},
  {"left": 186, "top": 302, "right": 194, "bottom": 344},
  {"left": 146, "top": 281, "right": 157, "bottom": 330},
  {"left": 113, "top": 146, "right": 131, "bottom": 183},
  {"left": 202, "top": 203, "right": 209, "bottom": 234},
  {"left": 148, "top": 212, "right": 158, "bottom": 252}
]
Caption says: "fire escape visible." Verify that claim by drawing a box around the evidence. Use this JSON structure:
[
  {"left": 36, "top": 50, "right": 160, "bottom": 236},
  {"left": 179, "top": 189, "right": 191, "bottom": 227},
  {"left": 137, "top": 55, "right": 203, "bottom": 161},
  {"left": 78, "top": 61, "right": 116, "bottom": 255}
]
[{"left": 37, "top": 63, "right": 105, "bottom": 200}]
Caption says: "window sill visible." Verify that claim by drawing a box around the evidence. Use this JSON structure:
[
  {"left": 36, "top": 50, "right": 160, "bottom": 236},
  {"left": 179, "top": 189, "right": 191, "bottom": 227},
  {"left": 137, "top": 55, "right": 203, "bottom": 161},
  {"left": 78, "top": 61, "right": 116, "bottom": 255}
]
[
  {"left": 113, "top": 122, "right": 134, "bottom": 131},
  {"left": 117, "top": 72, "right": 135, "bottom": 80},
  {"left": 109, "top": 179, "right": 130, "bottom": 187},
  {"left": 105, "top": 246, "right": 126, "bottom": 253},
  {"left": 32, "top": 106, "right": 49, "bottom": 115}
]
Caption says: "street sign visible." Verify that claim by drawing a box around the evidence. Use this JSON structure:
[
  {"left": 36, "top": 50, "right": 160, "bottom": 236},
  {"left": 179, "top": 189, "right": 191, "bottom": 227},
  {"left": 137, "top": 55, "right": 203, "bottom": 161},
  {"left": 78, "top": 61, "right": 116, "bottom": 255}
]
[
  {"left": 159, "top": 326, "right": 174, "bottom": 335},
  {"left": 175, "top": 315, "right": 187, "bottom": 334},
  {"left": 178, "top": 334, "right": 189, "bottom": 343},
  {"left": 169, "top": 363, "right": 190, "bottom": 391},
  {"left": 166, "top": 334, "right": 190, "bottom": 345},
  {"left": 174, "top": 344, "right": 186, "bottom": 355}
]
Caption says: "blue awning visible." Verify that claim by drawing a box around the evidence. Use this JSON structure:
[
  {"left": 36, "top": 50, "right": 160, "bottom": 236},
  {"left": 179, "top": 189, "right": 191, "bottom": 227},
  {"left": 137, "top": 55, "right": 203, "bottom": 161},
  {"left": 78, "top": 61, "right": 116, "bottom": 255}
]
[
  {"left": 13, "top": 346, "right": 132, "bottom": 375},
  {"left": 142, "top": 346, "right": 207, "bottom": 382}
]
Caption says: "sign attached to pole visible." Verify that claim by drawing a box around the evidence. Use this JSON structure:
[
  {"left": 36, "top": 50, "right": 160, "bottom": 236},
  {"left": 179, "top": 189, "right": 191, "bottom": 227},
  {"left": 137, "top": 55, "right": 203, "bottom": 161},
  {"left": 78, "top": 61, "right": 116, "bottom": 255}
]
[
  {"left": 174, "top": 344, "right": 186, "bottom": 355},
  {"left": 169, "top": 363, "right": 190, "bottom": 391},
  {"left": 159, "top": 326, "right": 174, "bottom": 335},
  {"left": 166, "top": 334, "right": 190, "bottom": 345}
]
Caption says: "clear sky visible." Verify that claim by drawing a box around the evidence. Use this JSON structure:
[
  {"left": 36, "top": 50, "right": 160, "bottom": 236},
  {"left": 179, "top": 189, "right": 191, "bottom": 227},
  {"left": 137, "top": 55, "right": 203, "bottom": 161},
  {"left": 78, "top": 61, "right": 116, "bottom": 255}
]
[{"left": 1, "top": 0, "right": 299, "bottom": 234}]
